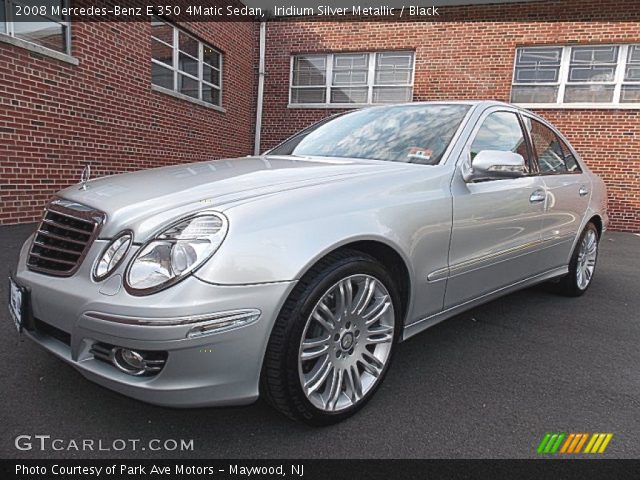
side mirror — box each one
[462,150,526,182]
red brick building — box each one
[0,1,256,224]
[1,0,639,231]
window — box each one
[622,45,640,103]
[290,51,414,106]
[522,117,581,174]
[511,44,640,106]
[151,17,222,107]
[526,119,567,174]
[511,47,562,103]
[1,0,70,54]
[470,112,531,172]
[565,46,618,103]
[268,104,470,165]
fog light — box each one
[112,348,146,375]
[120,349,144,369]
[90,342,167,376]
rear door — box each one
[521,115,590,270]
[445,108,548,308]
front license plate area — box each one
[8,276,25,333]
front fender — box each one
[193,200,416,286]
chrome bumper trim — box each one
[84,309,261,328]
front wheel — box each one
[554,222,600,297]
[261,250,400,425]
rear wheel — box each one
[261,250,400,425]
[554,222,599,297]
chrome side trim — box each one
[84,308,261,328]
[405,266,568,341]
[427,234,574,282]
[427,266,449,282]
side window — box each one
[525,119,573,174]
[470,111,531,173]
[558,139,582,173]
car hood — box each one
[57,155,405,239]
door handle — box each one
[529,190,546,203]
[579,186,589,197]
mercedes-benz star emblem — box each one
[79,165,91,190]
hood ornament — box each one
[79,164,91,190]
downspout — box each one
[253,19,266,156]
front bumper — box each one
[15,235,296,407]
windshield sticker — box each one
[407,147,433,162]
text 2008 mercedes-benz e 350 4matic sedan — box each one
[9,101,607,424]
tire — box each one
[261,249,401,425]
[553,222,600,297]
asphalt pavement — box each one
[1,223,639,459]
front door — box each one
[445,109,547,308]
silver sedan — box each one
[9,101,608,424]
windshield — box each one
[268,104,470,165]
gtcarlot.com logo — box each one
[537,432,613,455]
[14,435,194,452]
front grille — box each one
[27,199,105,277]
[90,342,113,363]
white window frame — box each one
[151,17,223,109]
[288,51,415,108]
[1,0,72,56]
[512,44,640,109]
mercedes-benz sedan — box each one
[9,101,607,424]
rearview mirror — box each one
[462,150,526,182]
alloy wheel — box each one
[297,274,395,412]
[576,229,598,290]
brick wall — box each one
[1,0,639,231]
[0,10,256,224]
[260,0,640,232]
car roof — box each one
[385,99,515,108]
[363,99,523,112]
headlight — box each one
[94,232,132,281]
[125,213,228,295]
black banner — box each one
[6,0,640,22]
[4,459,640,480]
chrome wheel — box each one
[576,229,598,290]
[298,274,395,412]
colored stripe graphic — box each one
[537,433,613,454]
[537,433,552,454]
[574,433,589,453]
[584,433,614,454]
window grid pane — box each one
[290,52,414,105]
[511,85,559,103]
[150,18,222,107]
[514,47,562,84]
[330,87,368,104]
[1,3,6,34]
[625,45,640,82]
[374,52,414,86]
[332,53,369,86]
[151,18,173,46]
[568,46,619,83]
[151,38,172,66]
[512,44,640,105]
[291,87,326,104]
[564,85,615,103]
[292,56,326,87]
[621,85,640,103]
[13,18,66,53]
